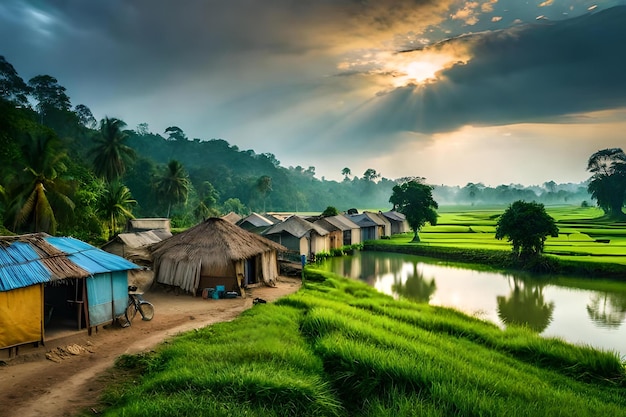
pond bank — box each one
[363,241,626,281]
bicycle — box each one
[124,285,154,326]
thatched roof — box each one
[150,218,287,268]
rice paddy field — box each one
[93,269,626,417]
[412,205,626,266]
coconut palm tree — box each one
[6,131,75,234]
[155,160,190,217]
[97,180,136,239]
[91,117,136,182]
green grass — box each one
[408,205,626,267]
[93,269,626,417]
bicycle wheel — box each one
[125,301,138,324]
[138,301,154,321]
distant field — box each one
[409,205,626,265]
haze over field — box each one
[2,0,625,185]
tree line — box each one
[0,55,623,245]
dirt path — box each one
[0,277,301,417]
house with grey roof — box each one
[382,210,410,235]
[237,212,277,234]
[127,218,171,233]
[262,215,330,260]
[346,211,391,240]
[314,215,361,247]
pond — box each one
[319,251,626,358]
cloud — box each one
[2,1,626,185]
[340,6,626,137]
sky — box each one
[1,0,626,186]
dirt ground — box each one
[0,276,301,417]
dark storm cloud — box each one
[351,6,626,137]
[0,0,455,134]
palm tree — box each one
[91,117,136,182]
[97,180,136,239]
[256,175,272,213]
[155,160,191,217]
[6,131,75,234]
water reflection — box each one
[496,276,555,332]
[393,262,437,303]
[319,251,626,356]
[586,292,626,329]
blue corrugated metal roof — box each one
[45,237,139,275]
[0,242,51,291]
[0,236,140,292]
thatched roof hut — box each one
[149,218,287,296]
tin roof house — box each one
[237,212,277,234]
[0,234,139,354]
[381,210,410,235]
[262,215,330,260]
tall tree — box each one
[586,148,626,219]
[164,126,187,141]
[74,104,97,129]
[28,74,71,115]
[389,179,438,242]
[341,167,351,181]
[363,168,380,182]
[155,160,191,217]
[91,117,136,182]
[5,131,75,234]
[256,175,272,212]
[0,55,30,106]
[495,200,559,257]
[97,180,136,239]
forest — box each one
[0,55,597,245]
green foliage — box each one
[330,247,344,257]
[154,160,191,217]
[389,179,438,242]
[91,117,136,182]
[322,206,339,217]
[0,55,30,106]
[586,148,626,219]
[495,201,559,258]
[97,180,136,239]
[5,130,75,235]
[222,197,248,216]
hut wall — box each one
[267,233,300,252]
[86,271,128,327]
[156,258,201,294]
[0,285,44,349]
[311,233,330,256]
[327,230,343,249]
[260,251,279,286]
[299,237,309,257]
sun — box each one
[394,60,442,86]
